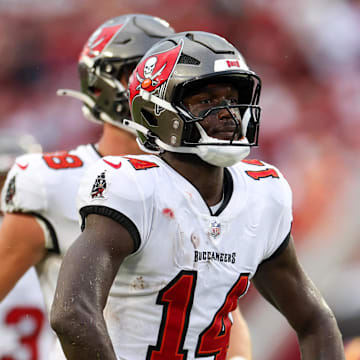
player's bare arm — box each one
[227,307,252,360]
[253,235,345,359]
[50,213,134,360]
[0,213,46,300]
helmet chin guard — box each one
[193,123,250,167]
[196,142,250,167]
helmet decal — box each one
[214,58,249,72]
[129,41,183,111]
[80,24,123,61]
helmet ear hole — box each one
[141,109,158,127]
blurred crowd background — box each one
[1,0,359,358]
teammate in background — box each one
[0,16,252,360]
[50,31,345,359]
[0,14,172,360]
[0,135,53,360]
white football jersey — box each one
[78,155,293,360]
[0,144,101,359]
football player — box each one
[0,135,52,360]
[51,31,345,359]
[0,16,251,360]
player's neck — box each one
[160,152,224,207]
[96,123,145,157]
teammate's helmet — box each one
[58,14,174,130]
[127,31,262,166]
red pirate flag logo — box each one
[129,41,183,104]
[5,176,16,205]
[80,24,123,60]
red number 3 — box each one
[147,271,249,360]
[2,307,44,360]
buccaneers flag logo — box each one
[129,41,183,106]
[91,171,107,199]
[5,176,16,205]
[80,24,123,60]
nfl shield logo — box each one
[210,221,221,238]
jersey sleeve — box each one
[77,156,155,253]
[261,167,293,262]
[0,153,56,249]
[238,159,293,264]
[1,154,48,214]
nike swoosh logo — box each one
[103,159,122,169]
[16,162,29,170]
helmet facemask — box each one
[81,59,138,122]
[175,76,261,166]
[176,75,261,146]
